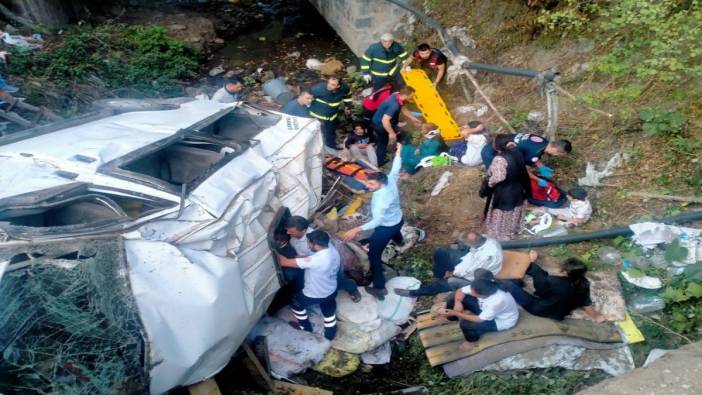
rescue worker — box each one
[277,230,340,340]
[309,75,353,149]
[403,43,448,86]
[360,33,409,90]
[371,86,422,166]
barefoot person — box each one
[439,269,519,351]
[341,143,404,300]
[500,251,605,322]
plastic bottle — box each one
[598,246,622,266]
[628,294,665,314]
[685,237,698,264]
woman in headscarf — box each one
[482,134,530,240]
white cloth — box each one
[547,199,592,223]
[460,286,519,331]
[211,87,240,103]
[296,247,340,299]
[460,134,487,166]
[290,228,314,257]
[453,237,503,280]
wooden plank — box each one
[416,313,448,330]
[0,109,33,128]
[418,323,464,348]
[272,380,333,395]
[188,378,221,395]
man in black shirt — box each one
[403,43,448,86]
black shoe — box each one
[365,286,388,300]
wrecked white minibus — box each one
[0,99,323,394]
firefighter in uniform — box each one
[309,75,353,149]
[360,33,408,91]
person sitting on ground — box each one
[281,89,313,118]
[448,121,489,167]
[212,76,245,103]
[276,230,340,340]
[438,269,519,351]
[345,121,378,167]
[499,252,605,322]
[399,122,443,176]
[395,232,502,297]
[544,187,592,227]
[402,43,448,86]
[285,216,362,302]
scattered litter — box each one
[306,58,323,70]
[578,152,627,187]
[208,65,226,77]
[620,270,662,289]
[616,313,645,344]
[0,31,42,50]
[332,319,402,354]
[388,386,429,395]
[320,57,344,75]
[527,111,545,124]
[453,104,488,117]
[252,316,331,378]
[628,294,665,314]
[378,277,421,325]
[430,171,453,196]
[598,246,622,265]
[312,348,360,377]
[361,342,392,365]
[286,51,301,58]
[643,348,671,367]
[629,222,700,250]
[480,344,635,377]
[445,26,477,49]
[346,65,357,74]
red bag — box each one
[362,86,392,111]
[530,178,562,203]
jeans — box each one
[373,124,403,166]
[320,119,338,148]
[410,247,471,296]
[291,291,337,340]
[446,292,498,342]
[367,219,404,289]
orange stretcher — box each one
[401,68,461,142]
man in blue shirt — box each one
[342,143,404,299]
[281,90,313,118]
[371,86,422,166]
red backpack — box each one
[530,178,563,204]
[362,85,392,111]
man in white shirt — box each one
[211,76,244,103]
[395,232,502,297]
[439,269,519,350]
[285,216,361,302]
[277,230,340,340]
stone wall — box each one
[308,0,411,57]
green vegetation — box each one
[7,23,200,102]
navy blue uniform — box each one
[281,98,311,118]
[361,42,408,90]
[371,93,405,165]
[309,82,352,148]
[481,133,549,167]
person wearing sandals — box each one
[499,251,605,322]
[285,216,362,303]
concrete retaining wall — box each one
[308,0,411,57]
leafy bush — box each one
[7,23,200,98]
[536,0,601,36]
[596,0,702,82]
[638,108,687,137]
